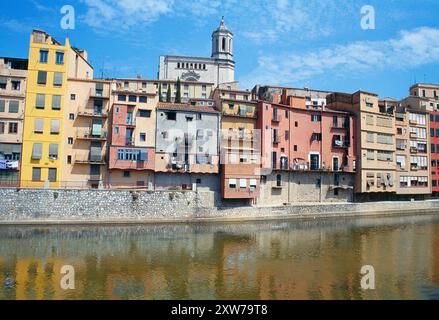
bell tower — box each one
[212,17,234,62]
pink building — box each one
[256,92,356,204]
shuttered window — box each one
[36,94,45,109]
[48,168,57,182]
[32,143,42,160]
[37,71,47,85]
[52,95,61,110]
[32,168,41,181]
[49,144,58,159]
[53,72,63,87]
[50,119,60,134]
[34,118,43,133]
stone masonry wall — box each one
[0,188,439,223]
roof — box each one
[157,102,220,114]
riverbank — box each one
[1,188,439,225]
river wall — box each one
[0,188,439,224]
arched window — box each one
[222,38,226,51]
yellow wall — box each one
[21,33,69,188]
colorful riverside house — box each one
[327,91,397,201]
[257,90,356,205]
[107,79,157,189]
[0,57,28,187]
[391,96,432,198]
[154,101,220,191]
[408,84,439,195]
[213,86,260,204]
[64,78,111,188]
[21,30,97,189]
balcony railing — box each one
[76,130,107,140]
[77,110,108,118]
[89,88,109,99]
[74,155,106,165]
[333,140,349,148]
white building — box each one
[158,18,235,87]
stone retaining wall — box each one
[0,188,439,223]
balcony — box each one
[333,140,349,148]
[76,130,107,141]
[272,115,282,123]
[126,119,136,127]
[77,110,108,118]
[89,88,109,99]
[74,155,106,165]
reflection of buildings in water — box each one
[433,224,439,285]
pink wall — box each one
[258,101,356,172]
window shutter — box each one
[139,150,148,161]
[50,119,60,134]
[95,83,104,90]
[37,71,47,84]
[36,94,45,108]
[52,95,61,110]
[49,144,58,158]
[239,179,247,188]
[8,100,19,113]
[34,118,43,133]
[53,72,62,86]
[32,143,42,159]
[90,142,102,161]
[92,120,102,136]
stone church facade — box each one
[158,18,235,87]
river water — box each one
[0,214,439,300]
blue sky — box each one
[1,0,439,99]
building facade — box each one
[158,18,234,86]
[155,102,220,191]
[0,57,28,186]
[257,91,356,205]
[213,87,260,202]
[409,84,439,195]
[327,91,396,199]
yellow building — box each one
[21,30,93,188]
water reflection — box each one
[1,214,439,300]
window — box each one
[123,171,131,178]
[37,71,47,85]
[8,100,19,113]
[124,82,129,89]
[8,122,17,134]
[142,82,147,89]
[433,180,438,187]
[366,132,375,143]
[432,144,436,153]
[67,155,72,164]
[250,179,257,191]
[52,95,61,110]
[196,113,202,120]
[50,119,60,134]
[139,96,147,103]
[118,95,126,101]
[0,122,4,134]
[129,95,137,102]
[55,51,64,64]
[397,155,406,170]
[310,154,320,170]
[436,115,439,122]
[115,107,120,114]
[140,133,146,142]
[285,130,290,141]
[49,144,58,159]
[436,129,439,138]
[34,118,43,133]
[36,94,45,109]
[53,72,63,87]
[377,151,393,161]
[366,115,374,125]
[0,77,6,90]
[276,174,282,187]
[311,114,321,122]
[32,168,41,181]
[48,168,57,182]
[367,150,375,160]
[39,50,48,63]
[239,179,247,189]
[228,178,237,189]
[139,110,151,118]
[165,112,176,120]
[68,137,73,145]
[71,94,76,100]
[69,113,74,120]
[114,126,119,134]
[0,100,4,112]
[294,145,297,151]
[432,128,436,137]
[11,80,20,91]
[32,143,42,160]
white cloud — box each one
[80,0,174,30]
[240,27,439,88]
